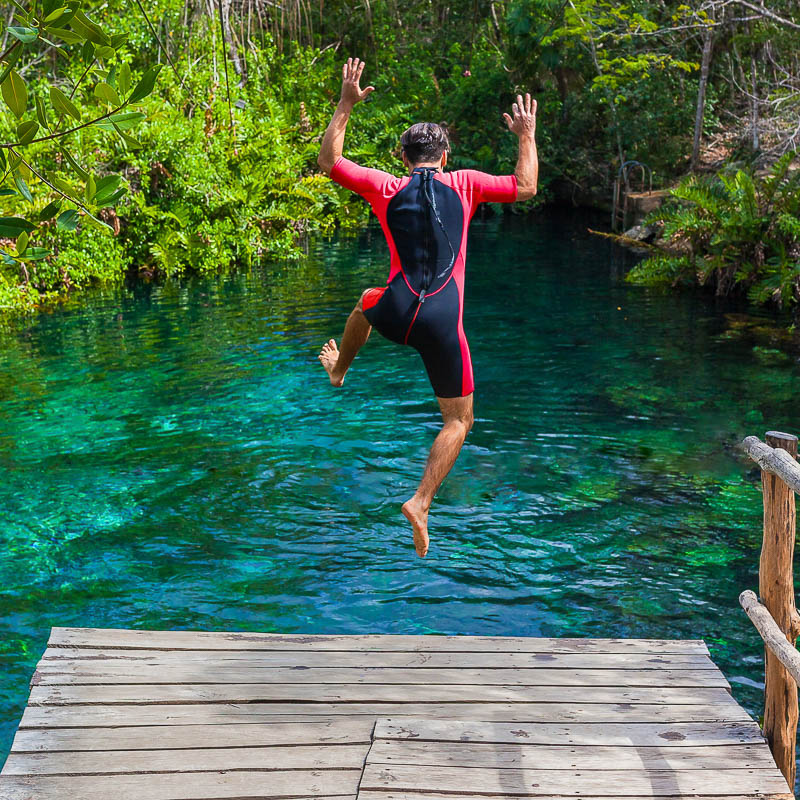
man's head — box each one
[400,122,450,170]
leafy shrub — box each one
[627,153,800,310]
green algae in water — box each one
[1,210,799,768]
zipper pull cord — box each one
[422,169,456,282]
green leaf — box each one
[20,246,51,261]
[95,186,126,207]
[110,33,128,48]
[0,149,5,171]
[70,10,109,45]
[93,175,124,206]
[13,155,29,178]
[0,216,35,237]
[16,119,38,145]
[47,26,83,44]
[0,188,16,196]
[113,125,141,149]
[106,64,117,88]
[44,7,69,24]
[95,45,115,60]
[51,176,76,196]
[56,208,79,230]
[94,175,122,194]
[81,40,95,60]
[0,46,21,87]
[7,26,39,43]
[94,111,145,131]
[93,81,120,106]
[35,96,48,129]
[39,200,61,220]
[129,65,162,103]
[16,230,28,254]
[118,62,131,95]
[61,148,89,180]
[14,174,32,202]
[50,86,81,121]
[7,151,22,173]
[2,70,28,118]
[85,173,96,203]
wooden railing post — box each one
[759,430,800,788]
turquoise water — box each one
[2,210,799,763]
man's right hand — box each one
[340,58,375,108]
[503,93,537,138]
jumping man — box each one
[317,58,538,558]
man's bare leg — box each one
[319,290,373,387]
[402,394,474,558]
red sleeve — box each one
[461,169,518,204]
[329,156,396,199]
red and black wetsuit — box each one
[331,157,517,398]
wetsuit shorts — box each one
[330,157,517,398]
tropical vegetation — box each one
[627,153,800,311]
[0,0,797,315]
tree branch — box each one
[0,104,127,148]
[8,147,112,231]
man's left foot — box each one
[402,498,430,558]
[318,339,344,387]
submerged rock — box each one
[623,223,660,243]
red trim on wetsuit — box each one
[362,286,385,312]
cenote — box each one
[2,209,799,764]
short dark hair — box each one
[400,122,450,164]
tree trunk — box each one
[750,49,759,151]
[220,0,245,79]
[690,27,714,171]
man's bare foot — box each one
[318,339,344,387]
[402,497,430,558]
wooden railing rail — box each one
[739,430,799,790]
[740,590,800,686]
[742,435,800,494]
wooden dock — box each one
[0,626,792,799]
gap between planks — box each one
[31,666,731,689]
[26,683,740,706]
[46,628,710,654]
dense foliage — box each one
[627,154,800,309]
[0,0,797,315]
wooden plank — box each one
[0,771,360,800]
[358,794,794,800]
[358,764,791,795]
[3,744,367,775]
[27,683,739,706]
[366,740,779,770]
[10,720,375,752]
[372,718,765,747]
[19,701,754,727]
[32,664,730,688]
[38,648,721,670]
[47,628,710,654]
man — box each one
[317,57,538,558]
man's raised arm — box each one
[317,58,375,175]
[503,93,538,201]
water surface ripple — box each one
[2,210,798,761]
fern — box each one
[628,158,800,309]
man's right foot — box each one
[318,339,344,387]
[402,498,430,558]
